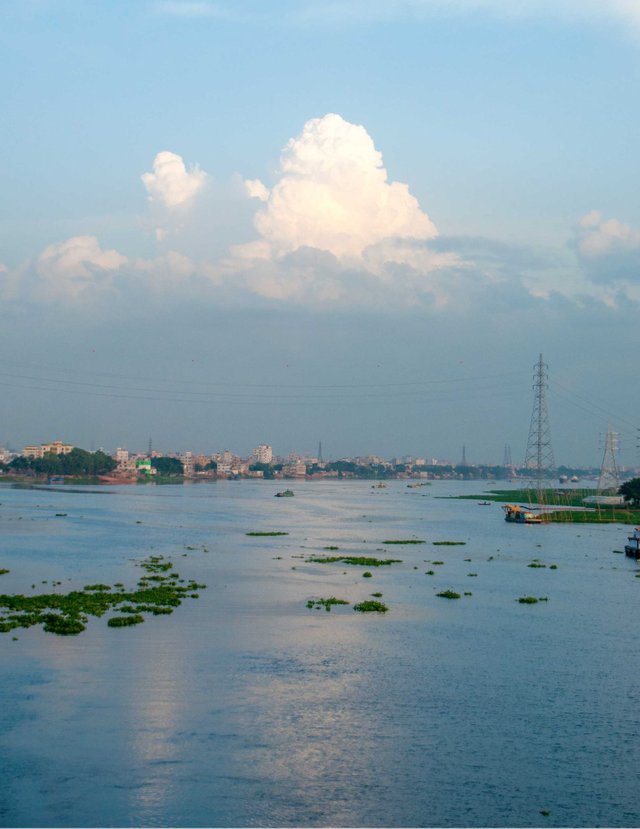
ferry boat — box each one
[624,527,640,558]
[502,504,543,524]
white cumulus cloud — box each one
[575,210,640,258]
[573,211,640,289]
[33,236,127,300]
[142,151,208,210]
[239,113,438,261]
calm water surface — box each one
[0,479,638,827]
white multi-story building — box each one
[115,448,129,464]
[252,444,273,465]
[180,452,194,476]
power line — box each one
[550,378,637,432]
[0,360,523,391]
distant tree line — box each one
[4,448,116,477]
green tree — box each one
[151,457,184,475]
[249,462,275,478]
[619,478,640,506]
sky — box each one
[1,0,639,466]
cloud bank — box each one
[2,113,638,312]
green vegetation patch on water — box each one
[108,614,144,627]
[436,590,461,599]
[518,596,549,604]
[432,541,466,546]
[306,555,401,567]
[353,600,388,613]
[246,531,289,537]
[0,569,9,576]
[382,539,425,545]
[0,555,205,636]
[306,597,350,612]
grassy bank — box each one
[457,488,640,524]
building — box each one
[115,448,129,464]
[282,459,307,478]
[22,440,74,459]
[135,458,155,476]
[252,444,273,465]
[180,452,194,477]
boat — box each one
[624,527,640,558]
[275,489,294,498]
[502,504,543,524]
[477,501,491,506]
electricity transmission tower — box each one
[523,354,555,488]
[503,444,512,468]
[597,425,620,494]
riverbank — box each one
[458,488,640,524]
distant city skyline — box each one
[2,427,634,473]
[1,2,639,467]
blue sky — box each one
[1,0,639,465]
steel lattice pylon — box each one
[523,354,555,486]
[597,425,620,494]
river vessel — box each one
[502,504,543,524]
[275,489,294,497]
[624,527,640,558]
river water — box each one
[0,479,638,828]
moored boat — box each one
[502,504,543,524]
[624,527,640,558]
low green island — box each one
[0,555,206,636]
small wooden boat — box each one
[275,489,294,498]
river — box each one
[0,479,638,827]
